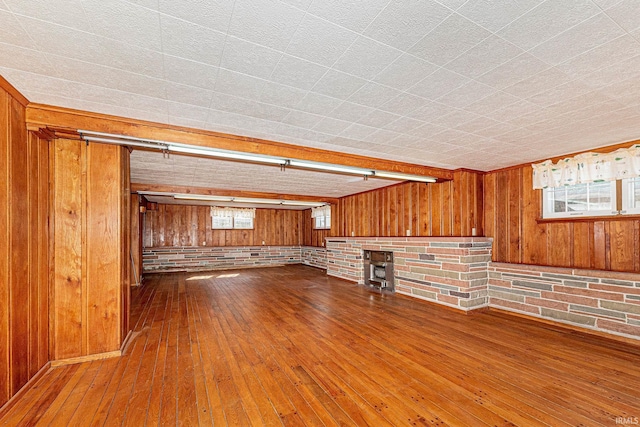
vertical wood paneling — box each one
[0,89,9,405]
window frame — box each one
[541,181,618,219]
[312,206,331,230]
[211,207,255,230]
[621,177,640,215]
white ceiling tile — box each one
[405,122,448,138]
[603,0,640,33]
[435,80,496,109]
[491,99,541,120]
[158,0,234,31]
[364,0,451,50]
[280,0,312,10]
[409,13,491,66]
[269,54,328,90]
[0,1,7,9]
[592,0,624,8]
[529,13,625,65]
[435,0,468,10]
[557,35,640,80]
[476,53,550,89]
[227,0,305,51]
[325,101,375,122]
[306,0,389,33]
[220,36,283,79]
[0,44,53,75]
[347,82,402,108]
[526,81,595,107]
[464,90,521,115]
[445,35,524,79]
[281,110,324,128]
[311,117,352,134]
[454,116,502,133]
[167,116,204,129]
[502,67,572,98]
[458,0,544,32]
[497,0,601,50]
[378,93,425,116]
[471,121,517,138]
[372,54,439,91]
[259,81,308,108]
[285,14,357,66]
[407,101,458,121]
[332,36,402,80]
[383,116,425,133]
[214,68,266,99]
[310,69,367,100]
[81,0,162,51]
[165,81,213,107]
[406,68,469,100]
[210,92,290,121]
[167,100,210,121]
[4,0,86,26]
[356,109,400,127]
[164,55,218,89]
[430,109,482,128]
[160,15,226,66]
[294,91,343,114]
[367,129,402,144]
[339,123,377,140]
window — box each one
[312,205,331,230]
[622,177,640,215]
[211,207,255,229]
[542,182,617,218]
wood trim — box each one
[0,362,50,420]
[50,350,121,367]
[26,103,454,180]
[131,183,341,204]
[0,76,28,107]
[536,214,640,224]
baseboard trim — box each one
[0,361,51,419]
[50,350,121,367]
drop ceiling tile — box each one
[0,1,7,10]
[259,81,308,108]
[307,0,389,33]
[347,82,402,109]
[294,91,343,114]
[476,53,550,90]
[367,129,402,144]
[383,116,425,133]
[166,116,205,129]
[164,55,218,90]
[378,93,425,116]
[464,90,521,115]
[219,36,284,80]
[409,13,491,66]
[406,68,470,100]
[430,109,482,128]
[502,67,572,98]
[405,122,448,138]
[310,69,367,100]
[81,0,162,51]
[372,53,439,91]
[445,36,524,79]
[407,101,458,121]
[454,116,502,133]
[269,55,328,90]
[339,123,377,140]
[4,0,86,26]
[325,101,375,122]
[529,13,625,65]
[311,117,352,134]
[436,0,469,10]
[333,36,402,80]
[280,0,312,10]
[160,15,226,66]
[435,80,496,109]
[281,110,324,128]
[604,0,640,33]
[471,121,516,138]
[214,68,266,99]
[167,100,210,121]
[526,80,594,107]
[0,44,53,75]
[165,81,213,107]
[578,51,640,89]
[158,0,234,31]
[357,109,400,128]
[491,99,541,120]
[125,0,158,9]
[497,0,601,50]
[364,0,451,50]
[457,0,544,32]
[285,14,357,66]
[227,0,305,51]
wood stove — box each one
[363,250,394,291]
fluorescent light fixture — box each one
[168,145,286,165]
[288,159,374,176]
[173,194,234,202]
[81,136,169,150]
[232,197,282,204]
[374,171,436,183]
[281,200,326,207]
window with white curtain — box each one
[542,182,617,218]
[311,205,331,230]
[211,207,255,229]
[622,177,640,215]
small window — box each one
[312,205,331,230]
[542,182,617,218]
[211,207,255,229]
[622,177,640,215]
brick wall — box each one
[488,262,640,340]
[326,237,493,311]
[143,246,302,272]
[301,246,327,270]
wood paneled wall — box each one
[302,170,484,245]
[143,205,302,248]
[0,81,49,407]
[50,139,130,360]
[484,165,640,272]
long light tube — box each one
[374,171,436,183]
[288,159,373,176]
[168,145,287,165]
[174,195,234,202]
[81,136,169,150]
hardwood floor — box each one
[2,264,640,426]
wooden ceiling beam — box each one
[26,103,454,181]
[131,183,341,204]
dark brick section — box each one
[419,254,435,260]
[512,280,553,291]
[450,291,470,298]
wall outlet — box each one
[472,228,477,236]
[262,240,265,245]
[406,229,411,236]
[202,241,206,245]
[351,231,354,237]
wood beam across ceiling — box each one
[26,103,453,181]
[131,183,340,205]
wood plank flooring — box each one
[2,264,640,426]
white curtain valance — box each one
[532,145,640,189]
[311,205,331,218]
[210,207,255,218]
